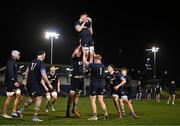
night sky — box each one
[1,1,180,85]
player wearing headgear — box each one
[1,50,21,119]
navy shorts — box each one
[4,81,16,92]
[81,37,94,47]
[27,81,44,98]
[89,85,104,96]
[70,77,83,92]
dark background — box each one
[1,0,180,86]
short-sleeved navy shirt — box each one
[89,63,105,88]
[74,21,94,47]
[107,71,126,94]
[27,59,46,83]
[47,72,60,90]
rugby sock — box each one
[66,95,73,115]
[92,112,97,117]
[130,109,136,116]
[46,100,51,109]
[2,108,7,114]
[33,101,41,116]
[21,98,33,112]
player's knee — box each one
[46,94,51,101]
[51,92,57,98]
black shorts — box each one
[70,77,83,92]
[89,85,104,96]
[115,90,127,98]
[5,85,14,92]
[27,81,44,98]
[169,90,175,95]
[4,82,15,92]
[81,37,94,47]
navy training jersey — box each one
[107,71,126,93]
[89,63,106,88]
[71,56,83,76]
[74,21,92,40]
[27,59,46,83]
[4,57,18,87]
[47,72,60,89]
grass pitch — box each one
[0,96,179,125]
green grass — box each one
[0,96,180,125]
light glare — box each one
[45,32,59,39]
